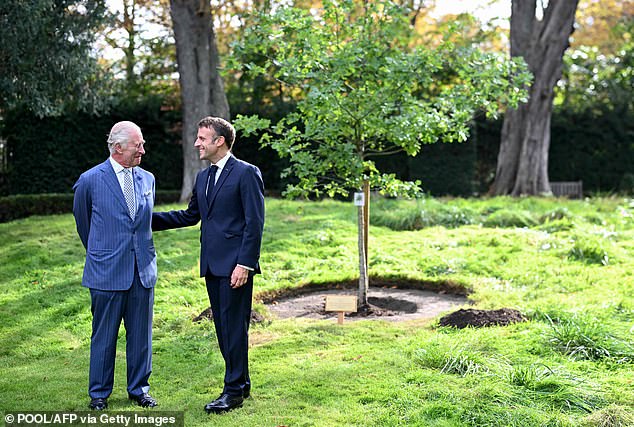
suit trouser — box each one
[205,274,253,397]
[88,265,154,399]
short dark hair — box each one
[198,116,236,150]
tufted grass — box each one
[0,196,633,426]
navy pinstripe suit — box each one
[73,158,157,399]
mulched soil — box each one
[438,308,526,328]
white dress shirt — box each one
[109,156,135,202]
[206,151,232,195]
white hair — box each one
[107,121,142,154]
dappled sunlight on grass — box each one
[1,196,633,426]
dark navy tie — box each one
[206,165,218,205]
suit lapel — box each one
[99,159,129,216]
[207,156,236,214]
[197,168,210,218]
[133,169,143,221]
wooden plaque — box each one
[325,295,358,313]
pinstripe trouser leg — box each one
[88,265,153,398]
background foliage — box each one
[2,104,632,198]
[0,0,632,199]
[0,0,111,116]
[232,0,531,198]
[2,96,182,195]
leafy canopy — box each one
[558,17,634,114]
[0,0,110,116]
[232,0,531,198]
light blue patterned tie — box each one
[123,168,136,219]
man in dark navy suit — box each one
[73,121,158,410]
[153,116,265,414]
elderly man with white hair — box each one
[73,121,158,410]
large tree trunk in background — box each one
[492,0,579,196]
[170,0,230,202]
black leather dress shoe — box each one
[128,393,158,408]
[204,393,243,414]
[243,388,251,399]
[89,398,108,411]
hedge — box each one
[0,191,180,223]
[2,100,632,199]
[2,96,183,195]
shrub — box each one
[414,345,487,376]
[618,173,634,195]
[371,205,423,231]
[0,193,73,222]
[3,98,183,195]
[506,364,551,389]
[546,314,634,363]
[539,207,573,223]
[568,239,610,265]
[581,404,634,427]
[0,191,180,223]
[535,218,575,233]
[371,198,478,230]
[505,364,597,412]
[419,205,478,228]
[483,210,538,228]
[154,191,182,206]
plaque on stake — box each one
[325,295,357,324]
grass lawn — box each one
[0,196,633,426]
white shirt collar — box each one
[211,152,232,171]
[109,156,133,174]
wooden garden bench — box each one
[550,181,583,198]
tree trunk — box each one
[492,0,579,196]
[357,200,369,308]
[363,179,369,270]
[123,0,136,87]
[170,0,230,202]
[357,180,370,308]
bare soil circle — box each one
[265,286,468,322]
[195,279,525,327]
